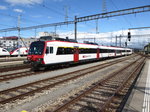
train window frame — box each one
[46,47,53,54]
[57,47,74,55]
[50,47,53,54]
[46,47,49,54]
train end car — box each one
[10,47,29,56]
[0,47,10,57]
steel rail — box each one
[0,55,135,82]
[99,58,145,111]
[0,64,30,73]
[0,70,34,82]
[47,57,145,112]
[0,55,136,104]
[0,58,26,63]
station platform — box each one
[123,58,150,112]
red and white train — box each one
[25,37,132,70]
[10,47,29,56]
[0,47,10,57]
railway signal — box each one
[128,32,131,41]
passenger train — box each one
[0,47,29,57]
[0,47,10,57]
[10,47,29,56]
[25,36,132,70]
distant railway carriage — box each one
[25,37,132,70]
[10,47,29,56]
[144,43,150,54]
[0,47,10,57]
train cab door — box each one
[97,48,100,59]
[74,47,79,62]
[45,46,54,63]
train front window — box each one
[28,41,45,55]
[2,49,7,52]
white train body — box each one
[10,47,29,56]
[0,47,10,56]
[27,40,132,68]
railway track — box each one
[0,58,26,63]
[138,53,150,59]
[45,57,145,112]
[0,55,139,104]
[0,55,136,82]
[0,64,30,73]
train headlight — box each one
[38,58,43,61]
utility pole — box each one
[110,33,113,46]
[116,36,117,46]
[96,19,99,34]
[102,0,107,12]
[74,16,77,41]
[34,28,36,38]
[64,6,69,22]
[120,35,121,47]
[54,25,57,36]
[18,15,21,57]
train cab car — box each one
[27,41,45,67]
[0,47,10,57]
[10,47,29,56]
[126,48,133,55]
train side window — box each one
[46,47,49,54]
[50,47,53,53]
[46,47,53,54]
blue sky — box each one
[0,0,150,40]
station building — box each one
[0,36,36,51]
[0,32,59,51]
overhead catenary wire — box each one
[109,0,133,27]
[0,5,149,32]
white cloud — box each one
[58,29,150,48]
[5,0,43,6]
[0,5,7,10]
[13,8,23,13]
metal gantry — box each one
[76,5,150,22]
[0,5,150,40]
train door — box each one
[97,48,100,59]
[45,46,54,64]
[74,47,79,62]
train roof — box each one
[41,40,132,50]
[39,36,78,43]
[38,36,132,50]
